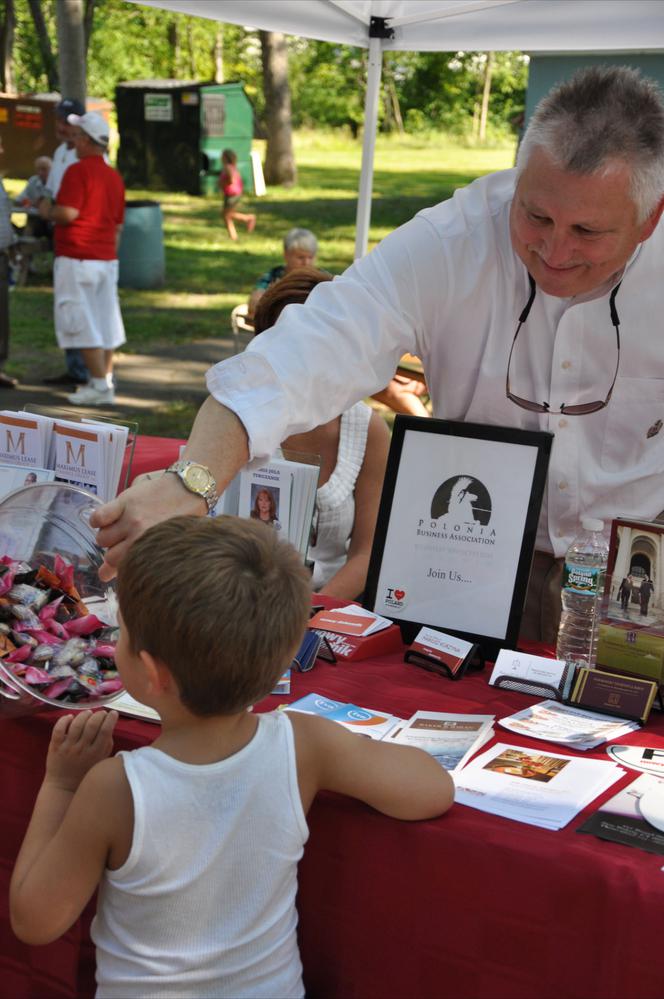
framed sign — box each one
[364,418,552,661]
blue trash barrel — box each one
[118,200,165,289]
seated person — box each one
[253,267,391,600]
[371,365,430,417]
[242,228,429,417]
[14,156,53,240]
[247,227,318,320]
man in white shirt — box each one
[41,98,89,388]
[93,66,664,641]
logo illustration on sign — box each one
[431,475,491,525]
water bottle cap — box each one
[581,517,604,532]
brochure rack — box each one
[25,404,138,494]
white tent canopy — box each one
[138,0,664,254]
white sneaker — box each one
[67,384,115,407]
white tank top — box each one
[92,711,308,998]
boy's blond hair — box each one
[117,515,311,715]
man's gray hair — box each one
[517,65,664,222]
[283,227,317,254]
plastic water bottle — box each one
[556,517,609,668]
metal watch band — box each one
[166,460,218,513]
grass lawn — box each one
[5,130,515,437]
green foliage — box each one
[10,2,526,142]
[10,0,263,101]
[397,50,528,138]
[289,42,367,133]
[12,0,55,94]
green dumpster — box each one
[118,200,165,289]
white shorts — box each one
[54,257,126,351]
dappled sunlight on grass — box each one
[6,130,515,430]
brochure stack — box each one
[214,448,320,560]
[0,409,134,502]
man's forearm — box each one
[182,396,250,493]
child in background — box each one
[219,148,256,240]
[10,516,454,999]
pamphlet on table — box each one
[286,694,495,769]
[453,741,623,829]
[308,605,392,637]
[606,744,664,776]
[387,711,494,772]
[286,692,402,740]
[488,648,576,701]
[577,773,664,856]
[498,700,639,751]
[112,691,160,723]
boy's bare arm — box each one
[10,711,130,945]
[289,711,454,820]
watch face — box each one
[185,465,212,493]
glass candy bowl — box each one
[0,482,122,711]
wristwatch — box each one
[166,460,218,513]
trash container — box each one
[118,200,165,289]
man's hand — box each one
[45,710,118,793]
[90,472,207,581]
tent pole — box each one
[354,35,382,259]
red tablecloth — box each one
[3,436,664,999]
[123,433,186,486]
[3,651,664,999]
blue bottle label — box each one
[563,562,601,595]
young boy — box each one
[219,148,256,240]
[10,516,453,998]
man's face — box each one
[71,127,93,158]
[510,147,663,297]
[55,116,73,145]
[284,246,316,271]
[36,161,49,183]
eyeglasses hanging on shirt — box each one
[506,273,622,415]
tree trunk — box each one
[478,51,494,144]
[214,28,224,84]
[167,20,179,78]
[260,30,296,187]
[56,0,86,106]
[83,0,96,56]
[28,0,59,91]
[386,79,404,134]
[0,0,16,95]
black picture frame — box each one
[363,417,552,662]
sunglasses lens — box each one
[560,402,605,415]
[506,392,547,413]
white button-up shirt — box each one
[45,143,78,200]
[207,168,664,558]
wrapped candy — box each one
[0,553,120,707]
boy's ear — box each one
[138,650,175,695]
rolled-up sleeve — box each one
[206,212,445,459]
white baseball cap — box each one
[67,111,109,148]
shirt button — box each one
[558,418,568,428]
[558,480,568,490]
[561,360,572,370]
